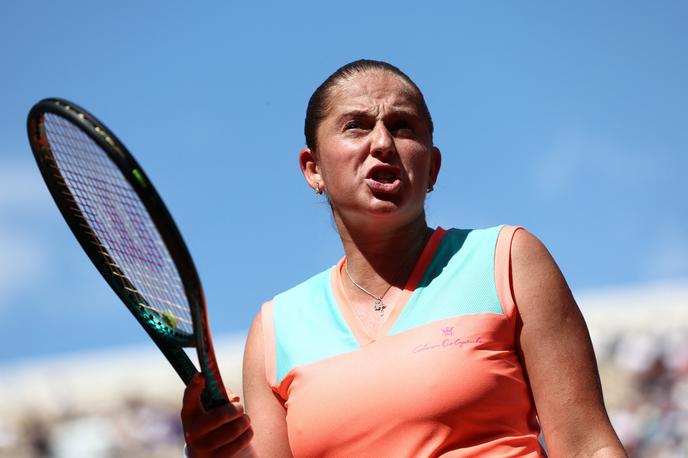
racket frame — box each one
[27,98,228,409]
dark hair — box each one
[304,59,434,151]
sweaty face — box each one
[314,71,440,226]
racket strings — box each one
[46,117,192,327]
[42,113,194,333]
[48,122,190,321]
[57,189,167,268]
[82,223,193,321]
[77,210,194,324]
[66,202,194,321]
[47,128,188,317]
[43,125,135,186]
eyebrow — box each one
[334,107,422,124]
[334,109,373,122]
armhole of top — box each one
[260,300,277,389]
[495,225,524,322]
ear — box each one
[299,147,323,192]
[428,146,442,187]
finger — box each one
[211,426,254,458]
[184,403,246,443]
[181,373,206,421]
[191,414,251,452]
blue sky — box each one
[1,1,686,362]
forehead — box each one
[326,71,421,116]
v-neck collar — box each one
[329,227,447,346]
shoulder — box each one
[511,228,555,267]
[441,225,503,237]
[431,225,518,280]
[435,225,506,253]
[444,224,554,276]
[439,225,518,263]
[440,225,556,320]
[440,224,513,241]
[510,228,566,296]
[508,227,577,326]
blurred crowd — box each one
[1,327,686,457]
[597,328,688,457]
[0,397,184,458]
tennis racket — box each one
[27,98,229,410]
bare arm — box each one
[242,312,293,457]
[511,229,626,457]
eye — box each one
[391,120,414,135]
[344,120,362,130]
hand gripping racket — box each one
[27,98,229,410]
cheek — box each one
[318,146,365,185]
[404,151,432,181]
[319,157,355,191]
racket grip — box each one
[198,352,229,410]
[200,387,229,410]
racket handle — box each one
[163,344,229,410]
[149,338,199,385]
[200,387,229,410]
[198,348,230,410]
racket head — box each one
[27,98,227,408]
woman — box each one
[182,60,626,457]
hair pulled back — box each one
[304,59,434,152]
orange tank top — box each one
[260,226,546,457]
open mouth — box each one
[366,165,402,193]
[371,168,398,184]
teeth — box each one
[373,170,395,183]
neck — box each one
[335,212,432,291]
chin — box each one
[367,199,426,224]
[368,193,403,212]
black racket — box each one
[27,98,229,410]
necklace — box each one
[344,263,392,316]
[343,228,434,317]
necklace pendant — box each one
[374,299,386,316]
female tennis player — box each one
[181,60,626,457]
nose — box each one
[370,122,396,159]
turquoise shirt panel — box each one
[389,226,504,335]
[272,226,505,384]
[273,269,359,384]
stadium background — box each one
[1,2,686,457]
